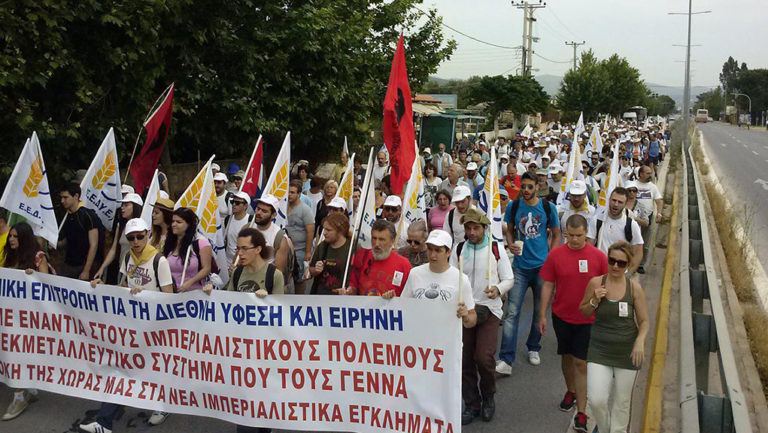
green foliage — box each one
[464,75,549,125]
[421,76,481,109]
[645,93,677,117]
[718,57,768,113]
[693,87,726,119]
[556,50,646,121]
[0,0,455,187]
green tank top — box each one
[587,276,640,370]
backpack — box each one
[446,208,456,237]
[456,241,501,261]
[508,198,556,242]
[123,253,177,292]
[232,263,277,294]
[274,229,300,282]
[595,209,633,243]
[224,214,254,232]
[191,239,221,274]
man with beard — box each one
[214,172,233,218]
[594,188,643,274]
[253,194,295,293]
[381,195,407,249]
[343,219,410,298]
[558,180,597,244]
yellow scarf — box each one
[128,244,158,275]
[571,200,590,213]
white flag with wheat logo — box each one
[80,128,122,229]
[262,132,291,228]
[0,132,59,246]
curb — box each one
[640,171,679,433]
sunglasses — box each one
[608,257,629,268]
[520,184,536,190]
[383,206,399,212]
[126,234,146,242]
[232,200,248,206]
[407,240,422,245]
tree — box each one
[421,76,481,109]
[732,69,768,114]
[0,0,456,188]
[555,50,610,121]
[465,75,549,127]
[719,56,746,96]
[693,87,725,119]
[645,94,677,117]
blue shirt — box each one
[504,198,559,269]
[648,140,660,157]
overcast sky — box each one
[427,0,767,88]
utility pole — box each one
[669,1,710,148]
[565,41,585,71]
[513,1,546,76]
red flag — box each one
[129,84,174,193]
[382,34,415,195]
[240,135,263,197]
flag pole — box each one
[340,147,375,290]
[124,83,174,184]
[179,244,193,289]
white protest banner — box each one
[0,268,461,433]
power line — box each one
[533,52,571,64]
[414,6,521,50]
[547,7,580,40]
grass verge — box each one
[691,131,768,399]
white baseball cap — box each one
[329,197,347,209]
[256,194,279,210]
[213,172,228,183]
[499,153,509,160]
[569,180,587,195]
[452,185,471,202]
[124,218,149,235]
[425,230,452,249]
[624,180,639,191]
[383,195,402,208]
[211,163,221,172]
[549,164,562,174]
[466,162,478,171]
[121,185,135,195]
[233,191,251,203]
[119,193,144,206]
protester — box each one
[214,172,232,218]
[1,222,47,421]
[308,213,352,295]
[439,163,469,193]
[58,183,103,280]
[224,191,256,265]
[500,162,521,200]
[314,179,338,237]
[343,219,410,297]
[297,163,312,193]
[497,171,560,374]
[286,181,314,293]
[423,163,442,208]
[449,209,514,425]
[594,188,643,274]
[150,198,174,250]
[397,220,428,267]
[372,151,389,188]
[434,142,453,178]
[634,165,662,273]
[558,180,597,244]
[427,190,453,231]
[163,207,212,291]
[401,229,476,326]
[213,228,285,295]
[330,151,349,184]
[94,192,143,284]
[624,180,651,229]
[253,194,294,293]
[579,240,649,433]
[443,185,473,248]
[537,215,608,432]
[0,209,9,266]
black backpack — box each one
[231,263,277,293]
[595,209,633,243]
[507,198,556,242]
[122,253,177,292]
[190,239,220,274]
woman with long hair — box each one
[1,222,46,420]
[150,198,174,251]
[308,213,351,295]
[427,190,453,231]
[94,193,143,284]
[313,179,338,237]
[163,207,212,292]
[579,240,649,433]
[423,163,442,208]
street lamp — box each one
[732,92,751,114]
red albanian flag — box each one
[130,84,174,193]
[382,34,415,195]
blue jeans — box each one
[96,402,123,430]
[498,265,543,364]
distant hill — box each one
[429,74,716,109]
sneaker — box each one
[573,411,588,433]
[495,360,512,375]
[147,411,169,426]
[2,391,35,421]
[528,351,541,366]
[559,391,576,412]
[78,421,112,433]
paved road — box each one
[697,122,768,278]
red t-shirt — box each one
[539,243,607,324]
[500,174,521,199]
[349,248,411,296]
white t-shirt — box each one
[307,191,323,219]
[257,223,281,264]
[442,207,471,249]
[121,253,173,291]
[635,180,661,216]
[217,192,231,218]
[373,164,389,186]
[401,264,475,309]
[559,204,597,241]
[594,208,643,253]
[225,213,254,263]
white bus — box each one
[695,109,708,123]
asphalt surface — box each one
[697,121,768,279]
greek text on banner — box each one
[0,268,461,433]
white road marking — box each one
[753,151,760,155]
[744,143,749,148]
[720,143,728,147]
[756,179,768,191]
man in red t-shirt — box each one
[537,214,607,433]
[343,219,411,298]
[500,162,521,200]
